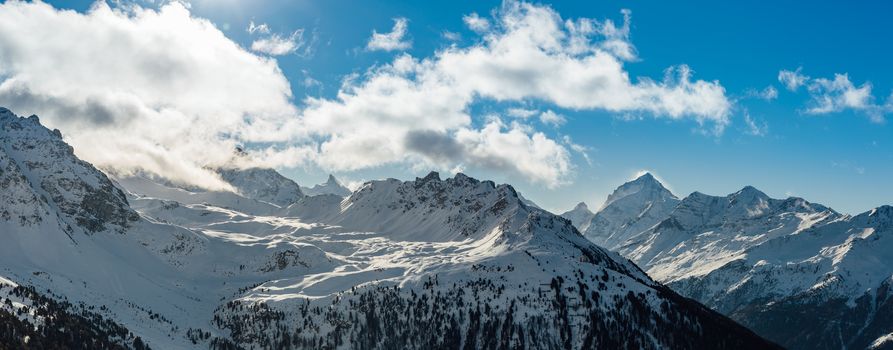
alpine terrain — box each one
[0,107,780,349]
[564,172,893,350]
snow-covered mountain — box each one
[560,202,595,232]
[564,173,679,250]
[299,173,351,197]
[567,174,893,350]
[218,167,305,206]
[211,172,778,349]
[0,108,779,349]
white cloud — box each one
[463,12,491,33]
[778,67,809,91]
[506,107,538,119]
[247,21,312,57]
[0,1,298,190]
[0,1,734,190]
[805,73,874,114]
[442,31,461,41]
[781,68,888,122]
[743,112,768,137]
[366,17,411,51]
[251,30,306,56]
[539,110,566,127]
[247,20,269,34]
[297,2,731,186]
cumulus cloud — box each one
[366,17,411,51]
[297,2,731,185]
[0,1,734,189]
[463,12,491,33]
[436,3,731,129]
[780,68,889,122]
[0,1,298,190]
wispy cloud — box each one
[744,86,778,101]
[367,18,411,51]
[462,12,491,33]
[247,21,313,57]
[779,67,890,122]
[743,112,768,137]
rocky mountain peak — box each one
[0,107,137,234]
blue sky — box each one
[14,0,893,214]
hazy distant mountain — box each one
[299,174,351,197]
[560,202,595,232]
[218,167,305,206]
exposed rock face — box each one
[0,108,137,234]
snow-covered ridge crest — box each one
[333,171,554,242]
[0,108,137,235]
[577,172,680,249]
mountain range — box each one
[0,107,778,349]
[562,172,893,350]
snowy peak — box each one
[670,186,833,231]
[300,173,352,197]
[334,171,564,242]
[0,107,137,234]
[582,173,680,249]
[603,172,677,209]
[560,201,595,232]
[217,167,304,207]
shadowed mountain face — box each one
[565,173,893,350]
[0,108,780,349]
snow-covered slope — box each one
[575,173,680,250]
[560,202,595,232]
[113,173,282,216]
[211,172,778,349]
[572,173,893,350]
[668,205,893,350]
[218,167,305,206]
[0,108,780,349]
[300,174,351,197]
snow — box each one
[0,108,790,348]
[300,174,351,197]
